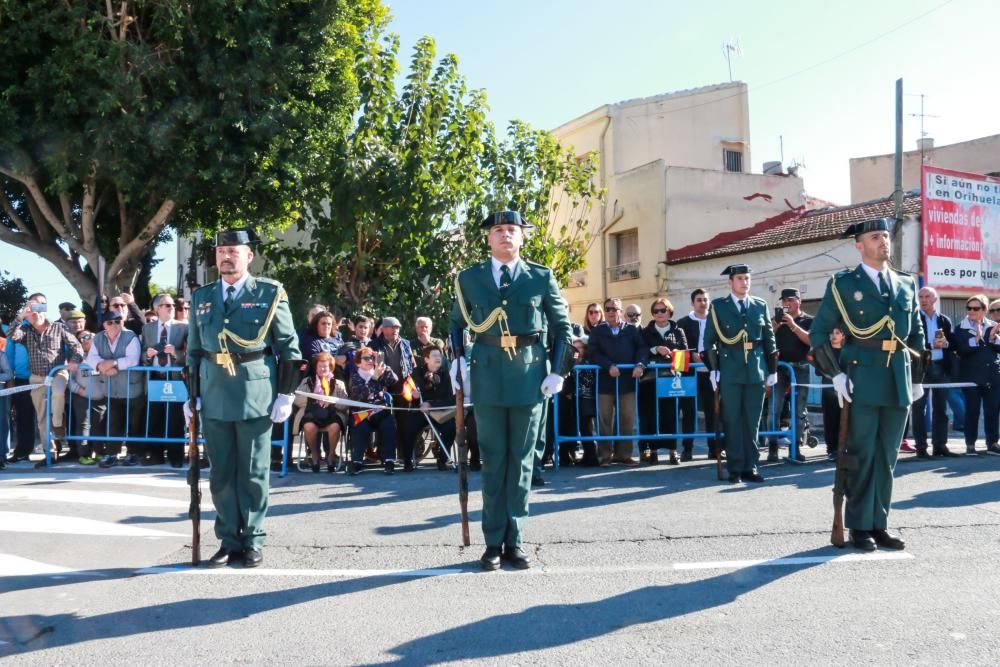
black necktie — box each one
[499,265,512,293]
[225,285,236,308]
[739,299,747,315]
[157,325,168,364]
[878,272,889,296]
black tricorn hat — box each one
[214,228,261,247]
[841,217,893,239]
[780,288,800,300]
[480,210,534,229]
[720,263,752,277]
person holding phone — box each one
[347,345,399,475]
[913,287,959,458]
[766,288,813,462]
[7,293,83,466]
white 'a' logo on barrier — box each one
[163,382,174,395]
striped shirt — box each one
[7,321,84,376]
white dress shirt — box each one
[730,294,750,312]
[859,263,891,293]
[490,257,519,290]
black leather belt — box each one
[720,340,763,350]
[852,338,899,352]
[213,349,270,365]
[476,333,541,348]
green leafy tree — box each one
[0,270,28,324]
[265,34,488,326]
[0,0,385,304]
[471,120,603,287]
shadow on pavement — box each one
[374,548,830,665]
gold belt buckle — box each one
[216,350,236,376]
[881,340,897,353]
[500,335,517,360]
[743,342,754,351]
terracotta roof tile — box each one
[667,193,921,264]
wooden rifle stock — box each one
[831,401,851,548]
[454,382,471,547]
[187,412,202,565]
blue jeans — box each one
[947,388,966,427]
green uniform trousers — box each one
[720,382,764,475]
[845,404,907,530]
[202,415,273,551]
[475,402,543,548]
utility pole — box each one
[893,78,904,221]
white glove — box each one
[766,373,778,387]
[709,370,720,392]
[270,393,294,423]
[183,397,202,421]
[832,373,854,408]
[449,357,468,392]
[911,383,924,403]
[540,373,564,396]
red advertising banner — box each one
[922,165,1000,292]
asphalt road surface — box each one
[2,442,999,666]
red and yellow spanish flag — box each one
[401,375,417,402]
[671,349,690,373]
[353,410,371,426]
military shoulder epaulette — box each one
[750,295,768,306]
[255,277,282,288]
[834,267,854,279]
[524,260,548,270]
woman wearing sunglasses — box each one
[952,294,1000,456]
[347,346,399,474]
[582,302,604,336]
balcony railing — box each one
[608,261,639,282]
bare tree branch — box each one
[105,198,175,289]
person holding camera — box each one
[766,288,813,462]
[7,293,83,466]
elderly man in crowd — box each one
[372,316,419,469]
[7,292,83,467]
[411,316,446,353]
[90,309,145,468]
[141,293,189,467]
[64,310,88,339]
[913,286,959,459]
[588,297,648,465]
[624,304,643,328]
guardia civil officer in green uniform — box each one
[703,264,778,483]
[450,211,574,571]
[184,229,302,568]
[809,218,925,551]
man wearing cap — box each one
[64,310,88,339]
[185,229,302,568]
[810,218,924,551]
[450,211,574,571]
[372,316,418,469]
[703,264,778,483]
[56,302,77,329]
[766,288,813,462]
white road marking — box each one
[1,473,194,489]
[0,554,106,577]
[672,551,915,570]
[0,487,207,509]
[135,552,914,578]
[0,511,185,538]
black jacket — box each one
[641,320,689,375]
[587,321,648,394]
[918,311,957,378]
[952,321,1000,386]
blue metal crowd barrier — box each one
[42,364,292,476]
[552,360,804,470]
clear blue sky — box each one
[3,0,995,313]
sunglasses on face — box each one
[967,305,984,311]
[587,310,600,315]
[105,321,122,326]
[604,306,620,312]
[651,308,669,315]
[110,303,126,308]
[991,308,1000,313]
[626,313,640,319]
[360,355,375,361]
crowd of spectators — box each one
[3,281,999,476]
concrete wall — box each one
[850,134,1000,204]
[663,167,805,250]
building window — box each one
[723,148,743,173]
[608,229,639,282]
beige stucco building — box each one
[551,82,807,321]
[850,134,1000,204]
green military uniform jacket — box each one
[187,275,301,421]
[450,259,572,406]
[809,265,924,406]
[703,295,777,382]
